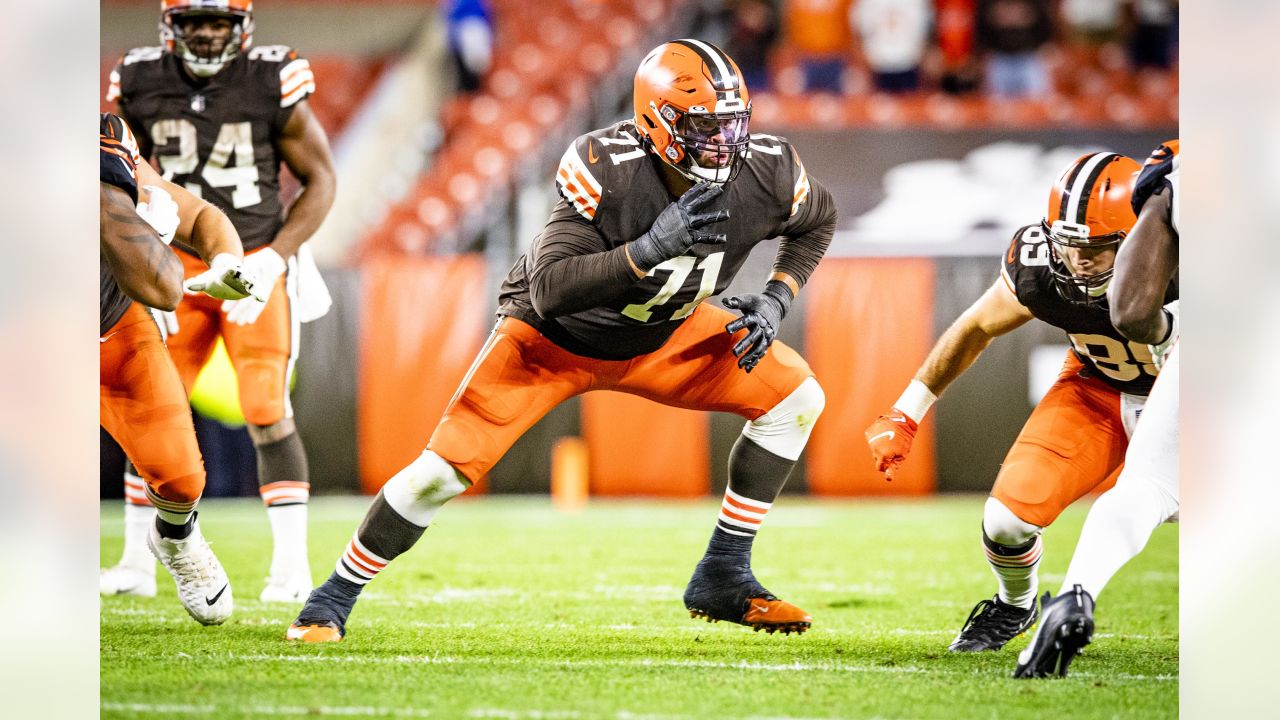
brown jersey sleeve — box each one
[527,198,641,319]
[771,173,836,289]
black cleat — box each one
[1013,585,1095,678]
[683,554,811,634]
[948,595,1039,652]
[286,581,359,643]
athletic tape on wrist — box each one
[894,380,937,425]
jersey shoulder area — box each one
[240,45,317,109]
[555,121,649,222]
[743,132,811,219]
[1000,223,1052,302]
[1131,139,1178,215]
[107,46,166,102]
[99,113,143,201]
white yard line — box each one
[103,702,858,720]
[171,652,1175,681]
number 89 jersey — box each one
[107,44,316,254]
[1001,224,1177,396]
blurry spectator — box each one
[1129,0,1178,70]
[1061,0,1125,72]
[785,0,855,92]
[446,0,493,93]
[725,0,781,91]
[935,0,980,94]
[975,0,1053,98]
[849,0,935,94]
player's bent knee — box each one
[151,472,205,506]
[381,449,470,525]
[742,376,824,461]
[982,496,1042,546]
[247,417,296,445]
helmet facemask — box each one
[661,107,751,185]
[162,9,252,77]
[1042,219,1125,307]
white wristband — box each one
[209,252,238,271]
[894,380,937,425]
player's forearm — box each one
[1110,192,1177,344]
[272,170,336,259]
[187,204,244,263]
[101,184,184,309]
[529,245,638,319]
[772,180,836,287]
[913,318,996,400]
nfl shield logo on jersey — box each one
[190,94,206,112]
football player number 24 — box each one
[622,252,725,322]
[150,119,261,209]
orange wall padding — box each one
[805,258,936,496]
[357,254,490,494]
[581,392,710,497]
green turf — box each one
[100,496,1177,719]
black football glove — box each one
[723,280,794,373]
[628,182,730,271]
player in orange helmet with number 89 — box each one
[866,150,1175,657]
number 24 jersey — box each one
[108,44,316,254]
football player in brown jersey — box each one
[288,39,836,643]
[101,112,259,624]
[1015,140,1180,678]
[865,151,1177,654]
[103,0,336,603]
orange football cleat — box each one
[689,595,813,635]
[285,622,343,643]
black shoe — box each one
[683,554,812,634]
[948,595,1039,652]
[286,581,359,643]
[1013,585,1095,678]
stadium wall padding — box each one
[805,258,937,496]
[294,266,362,494]
[356,255,490,494]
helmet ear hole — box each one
[643,115,656,129]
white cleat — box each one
[99,562,157,597]
[147,521,233,625]
[259,573,313,604]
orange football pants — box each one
[167,246,298,426]
[100,302,205,504]
[992,351,1127,528]
[429,303,815,484]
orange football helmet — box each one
[633,39,751,185]
[160,0,254,77]
[1042,151,1140,305]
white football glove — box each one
[149,308,180,339]
[135,185,180,245]
[184,252,259,301]
[1149,299,1179,371]
[220,247,286,326]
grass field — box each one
[100,495,1178,719]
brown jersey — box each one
[108,44,316,254]
[100,113,146,336]
[498,121,836,360]
[1001,224,1178,395]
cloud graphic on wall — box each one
[851,142,1105,244]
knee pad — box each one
[983,496,1042,546]
[381,450,470,525]
[237,357,288,426]
[742,376,825,461]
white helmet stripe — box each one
[1064,152,1115,225]
[678,38,738,90]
